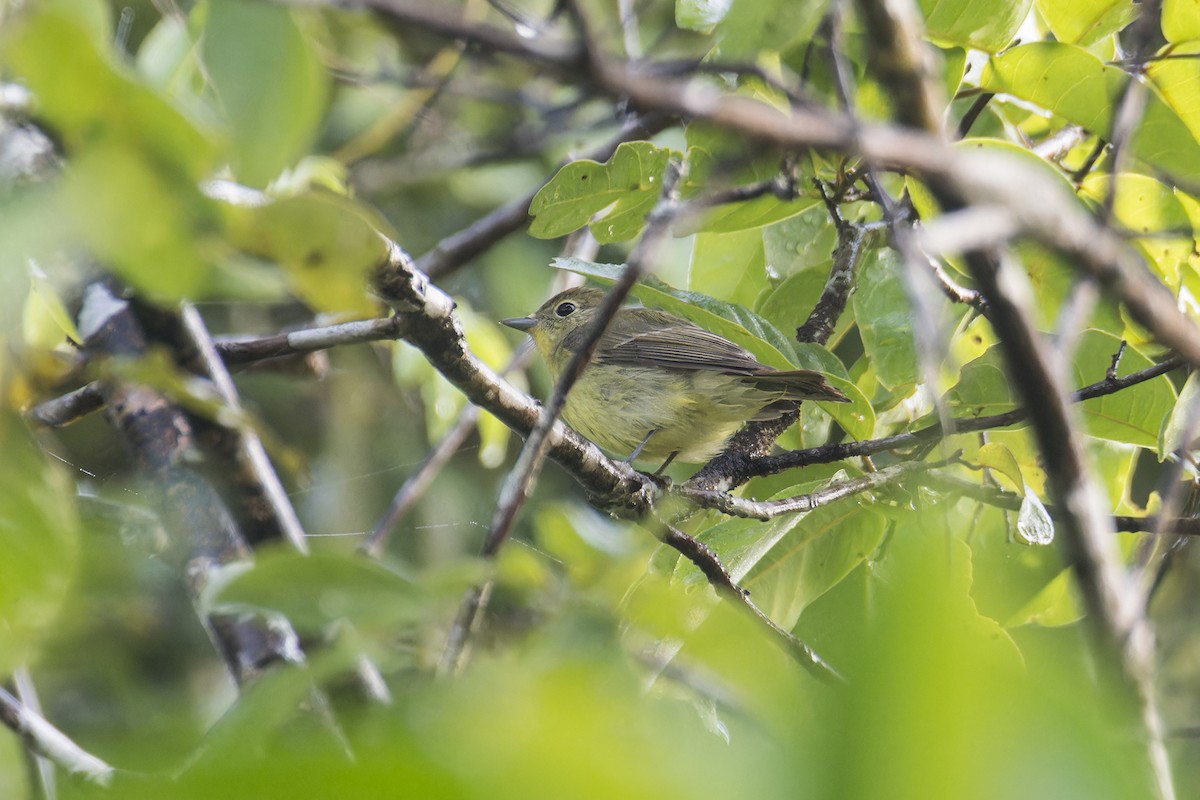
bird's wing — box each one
[594,314,767,373]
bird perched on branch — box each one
[502,287,849,470]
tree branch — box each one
[0,686,114,787]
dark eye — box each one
[555,301,577,317]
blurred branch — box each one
[180,303,309,554]
[29,317,404,429]
[0,685,114,787]
[438,165,682,674]
[78,282,306,686]
[343,0,1200,373]
[27,382,105,428]
[11,668,56,800]
[846,0,1173,795]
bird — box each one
[502,287,849,469]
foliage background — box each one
[2,0,1200,797]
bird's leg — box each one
[625,430,657,463]
[653,450,679,477]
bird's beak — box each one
[501,316,536,331]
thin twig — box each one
[679,457,954,520]
[437,162,684,674]
[0,686,114,787]
[180,303,309,554]
[656,521,843,682]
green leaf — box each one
[1073,332,1177,448]
[850,249,920,391]
[688,229,768,308]
[1005,569,1082,626]
[209,549,478,633]
[1034,0,1138,47]
[745,502,886,631]
[222,192,387,315]
[2,6,217,177]
[1079,173,1194,281]
[762,203,839,277]
[0,414,79,674]
[676,480,885,631]
[946,348,1019,417]
[980,42,1200,184]
[63,141,216,300]
[974,442,1025,494]
[1159,371,1200,460]
[1148,43,1200,146]
[3,6,222,301]
[202,0,329,187]
[713,0,829,58]
[919,0,1032,52]
[949,332,1176,448]
[529,142,671,243]
[1163,0,1200,43]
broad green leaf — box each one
[850,249,919,391]
[948,332,1175,448]
[3,7,222,300]
[529,142,670,243]
[945,348,1017,417]
[209,549,478,633]
[1034,0,1138,47]
[762,203,839,277]
[981,42,1200,184]
[1073,331,1177,448]
[675,478,885,631]
[920,0,1031,52]
[756,270,829,334]
[0,413,79,674]
[2,7,217,177]
[1163,0,1200,42]
[63,141,216,300]
[1005,569,1082,626]
[681,129,821,234]
[202,0,328,187]
[1148,42,1200,144]
[688,229,768,308]
[975,442,1024,494]
[690,194,822,235]
[223,192,387,315]
[1079,173,1194,281]
[713,0,828,58]
[742,503,886,631]
[1159,370,1200,459]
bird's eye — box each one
[555,301,577,317]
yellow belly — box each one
[560,364,787,463]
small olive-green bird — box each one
[502,287,849,467]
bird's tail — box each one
[749,369,850,402]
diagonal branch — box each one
[0,686,114,787]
